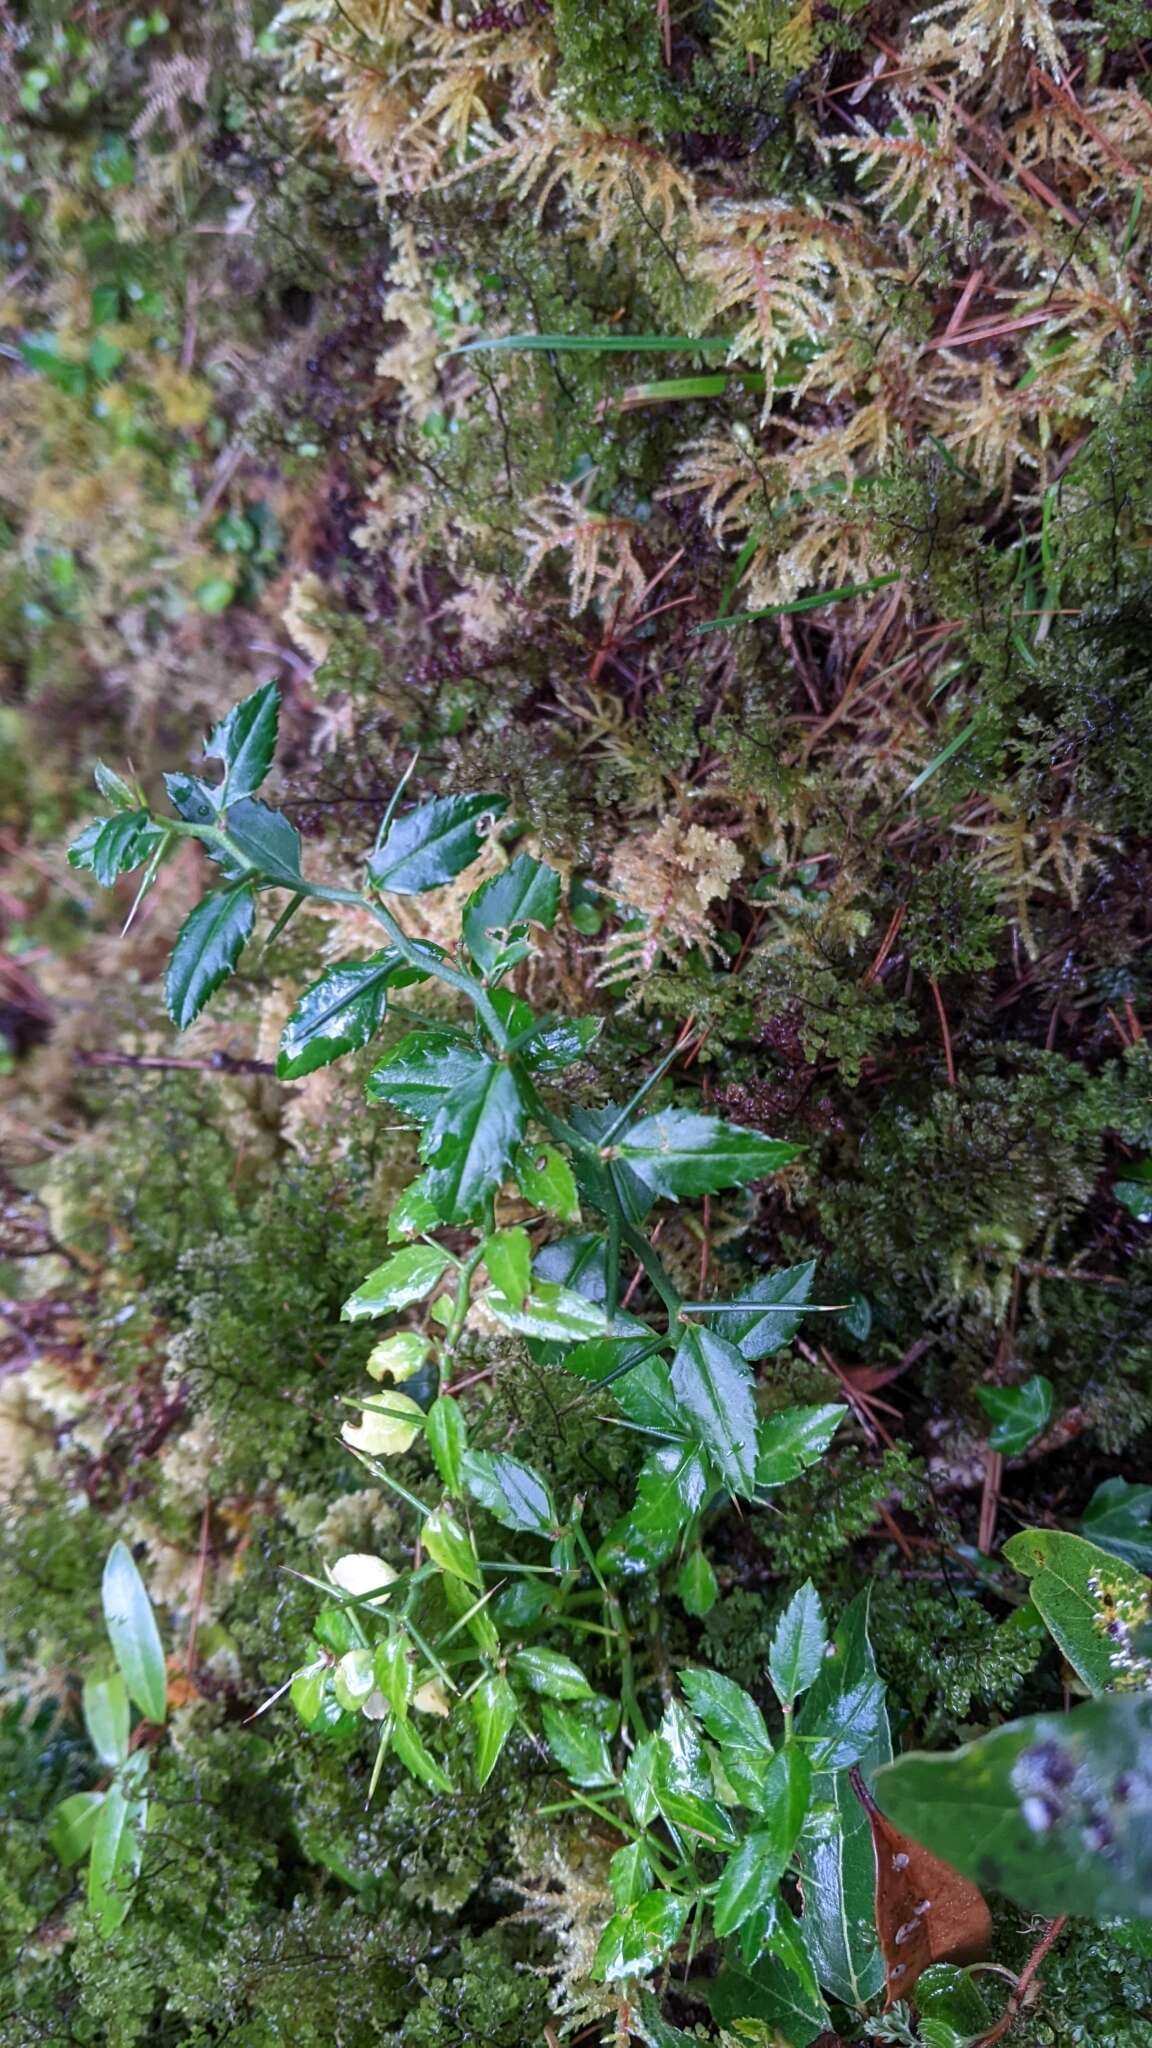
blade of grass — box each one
[902,715,981,800]
[454,332,736,356]
[694,571,900,633]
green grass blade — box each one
[902,715,981,799]
[694,571,900,633]
[455,332,736,356]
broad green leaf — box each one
[484,1279,643,1345]
[420,1060,526,1222]
[102,1541,167,1725]
[341,1244,452,1320]
[278,952,412,1079]
[758,1893,824,2005]
[541,1701,615,1788]
[1003,1527,1152,1693]
[48,1790,105,1867]
[709,1956,829,2044]
[391,1715,455,1794]
[222,797,302,887]
[426,1394,467,1494]
[472,1672,518,1786]
[680,1668,772,1762]
[483,1226,532,1307]
[166,884,255,1030]
[705,1261,817,1359]
[915,1964,992,2036]
[654,1699,710,1795]
[204,680,280,801]
[463,853,560,977]
[874,1691,1152,1919]
[758,1404,848,1489]
[1082,1479,1152,1572]
[421,1504,481,1587]
[769,1581,827,1708]
[609,1841,653,1911]
[367,1029,483,1120]
[713,1752,810,1935]
[595,1891,691,1983]
[83,1670,130,1768]
[796,1588,886,1770]
[670,1326,759,1496]
[514,1143,580,1221]
[599,1442,713,1577]
[533,1231,608,1300]
[511,1648,595,1700]
[88,1755,148,1936]
[369,792,506,895]
[976,1374,1054,1454]
[611,1110,801,1200]
[677,1550,718,1616]
[460,1450,557,1536]
[517,1013,603,1072]
[388,1178,444,1239]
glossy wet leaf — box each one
[511,1647,595,1700]
[420,1060,526,1222]
[421,1503,480,1587]
[482,1225,531,1306]
[976,1374,1054,1454]
[369,792,506,894]
[84,811,158,886]
[873,1691,1152,1919]
[83,1670,130,1768]
[425,1395,467,1494]
[705,1260,817,1359]
[485,1279,644,1346]
[514,1142,580,1221]
[769,1580,827,1708]
[222,797,302,887]
[541,1701,615,1788]
[680,1667,772,1768]
[366,1030,482,1120]
[342,1244,452,1320]
[709,1955,829,2044]
[758,1404,848,1489]
[102,1541,167,1725]
[342,1390,424,1458]
[1082,1479,1152,1572]
[472,1672,517,1786]
[670,1325,759,1496]
[204,679,280,801]
[278,952,411,1078]
[595,1890,691,1983]
[599,1442,713,1577]
[463,853,560,977]
[712,1753,811,1936]
[391,1714,455,1793]
[611,1109,801,1200]
[88,1757,149,1935]
[166,884,255,1029]
[460,1449,556,1536]
[49,1790,105,1867]
[1003,1527,1152,1693]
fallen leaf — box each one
[850,1765,992,2006]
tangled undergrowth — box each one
[3,0,1152,2041]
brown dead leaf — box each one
[850,1765,992,2007]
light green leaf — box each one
[1003,1527,1152,1693]
[421,1503,481,1587]
[369,792,507,895]
[514,1142,581,1221]
[102,1541,167,1726]
[483,1226,532,1307]
[165,884,255,1030]
[769,1581,827,1708]
[463,853,560,977]
[677,1550,718,1616]
[391,1715,455,1794]
[88,1757,148,1935]
[83,1670,131,1768]
[705,1261,817,1359]
[204,680,280,802]
[976,1374,1054,1454]
[342,1244,452,1320]
[472,1672,518,1786]
[757,1404,848,1489]
[541,1701,616,1788]
[420,1060,526,1222]
[609,1840,653,1911]
[49,1790,105,1867]
[511,1648,595,1701]
[426,1394,467,1494]
[484,1279,638,1345]
[670,1325,759,1496]
[611,1109,802,1200]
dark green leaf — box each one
[599,1441,712,1577]
[49,1790,105,1867]
[204,681,280,802]
[165,884,255,1030]
[460,1450,557,1536]
[369,792,507,895]
[464,853,560,977]
[277,952,412,1079]
[102,1541,167,1726]
[609,1841,653,1911]
[708,1956,829,2044]
[757,1404,848,1489]
[541,1701,615,1788]
[612,1109,801,1200]
[873,1691,1152,1919]
[623,1737,658,1827]
[705,1261,816,1359]
[518,1013,602,1071]
[713,1752,810,1936]
[426,1395,467,1494]
[976,1374,1054,1454]
[670,1326,759,1496]
[392,1715,455,1794]
[796,1589,886,1771]
[840,1293,872,1341]
[1003,1527,1151,1693]
[221,797,302,887]
[1082,1479,1152,1572]
[94,760,137,810]
[680,1668,772,1760]
[769,1581,827,1708]
[512,1648,595,1700]
[594,1891,691,1983]
[89,811,157,886]
[420,1059,526,1221]
[164,771,219,824]
[341,1244,452,1320]
[915,1964,992,2035]
[366,1030,482,1121]
[472,1672,518,1786]
[83,1670,130,1768]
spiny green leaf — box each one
[514,1142,581,1221]
[612,1109,801,1200]
[541,1701,616,1788]
[704,1261,817,1360]
[278,951,415,1078]
[460,1450,557,1536]
[464,853,560,978]
[757,1404,848,1489]
[341,1244,452,1320]
[369,792,506,895]
[204,680,280,802]
[594,1891,691,1984]
[670,1325,759,1497]
[221,797,301,886]
[165,884,255,1030]
[419,1060,526,1221]
[367,1030,483,1120]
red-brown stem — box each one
[974,1916,1069,2046]
[929,977,956,1086]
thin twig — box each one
[928,978,956,1086]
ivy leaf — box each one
[420,1060,526,1222]
[482,1226,532,1308]
[278,952,414,1079]
[83,1671,130,1767]
[425,1395,467,1495]
[769,1581,827,1709]
[341,1244,452,1320]
[102,1541,167,1726]
[872,1691,1152,1920]
[49,1790,106,1867]
[1003,1527,1152,1693]
[705,1261,817,1359]
[463,853,561,978]
[204,680,280,802]
[976,1375,1054,1455]
[460,1450,557,1536]
[541,1702,616,1788]
[511,1648,595,1700]
[166,884,255,1030]
[712,1751,811,1935]
[222,797,302,887]
[757,1405,848,1490]
[367,1030,482,1121]
[472,1672,518,1787]
[369,792,507,895]
[1082,1479,1152,1573]
[611,1110,802,1200]
[88,1754,149,1936]
[514,1142,581,1222]
[670,1326,759,1497]
[595,1891,691,1983]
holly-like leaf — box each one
[850,1766,991,2007]
[670,1325,759,1496]
[94,761,138,810]
[464,853,561,977]
[420,1060,526,1222]
[485,1279,645,1346]
[796,1587,887,1771]
[49,1790,105,1867]
[460,1450,557,1536]
[514,1143,581,1222]
[611,1110,802,1200]
[369,792,506,895]
[341,1244,452,1321]
[483,1226,532,1308]
[1003,1527,1152,1693]
[610,1841,654,1912]
[705,1261,817,1359]
[222,797,302,887]
[758,1405,848,1489]
[1082,1479,1152,1573]
[164,771,219,824]
[680,1668,773,1764]
[599,1441,713,1578]
[516,1013,603,1072]
[367,1030,483,1120]
[472,1672,518,1787]
[102,1541,167,1726]
[873,1691,1152,1920]
[204,680,280,802]
[976,1375,1054,1455]
[278,952,415,1079]
[541,1701,616,1788]
[769,1581,827,1709]
[82,811,159,886]
[166,884,255,1030]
